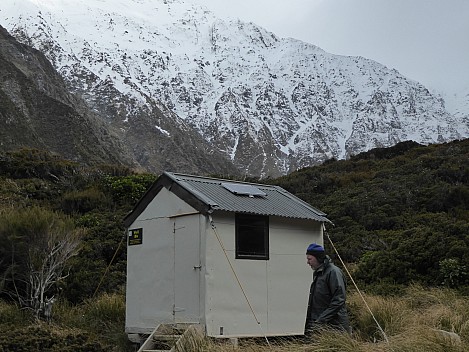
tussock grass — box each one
[83,292,126,326]
[198,332,384,352]
[345,284,469,352]
[388,325,465,352]
[307,329,373,352]
[348,292,411,341]
[173,325,208,352]
[48,291,132,351]
[1,286,469,351]
[53,291,125,327]
[0,299,31,326]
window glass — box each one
[235,214,269,260]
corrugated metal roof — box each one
[166,172,330,222]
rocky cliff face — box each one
[0,25,134,167]
[0,24,239,176]
[1,0,467,177]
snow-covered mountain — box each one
[442,88,469,127]
[1,0,467,177]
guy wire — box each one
[92,232,125,299]
[323,224,390,344]
[209,215,271,348]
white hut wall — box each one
[204,213,323,337]
[125,187,201,334]
[204,212,266,337]
[267,217,322,335]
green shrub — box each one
[440,258,468,288]
[102,173,156,203]
[62,187,111,214]
[0,148,77,180]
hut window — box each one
[235,214,269,260]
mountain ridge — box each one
[0,24,135,167]
[0,23,240,176]
[1,0,467,177]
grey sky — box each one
[202,0,469,95]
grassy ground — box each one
[1,284,468,351]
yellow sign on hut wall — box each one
[128,228,143,246]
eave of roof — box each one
[124,171,331,227]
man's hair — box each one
[311,251,326,263]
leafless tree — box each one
[26,221,84,319]
[0,207,84,320]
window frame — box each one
[235,213,269,260]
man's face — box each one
[306,254,321,270]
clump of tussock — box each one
[405,283,457,310]
[348,291,411,342]
[307,328,374,352]
[2,286,469,352]
[83,292,125,327]
[55,292,131,351]
[388,325,465,352]
[173,325,208,352]
[401,284,469,344]
[0,299,31,326]
[53,292,125,330]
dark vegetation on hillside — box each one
[274,139,469,293]
[0,141,467,298]
[0,148,157,305]
[0,140,468,350]
[1,140,468,307]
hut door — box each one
[172,214,201,323]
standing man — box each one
[305,243,350,335]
